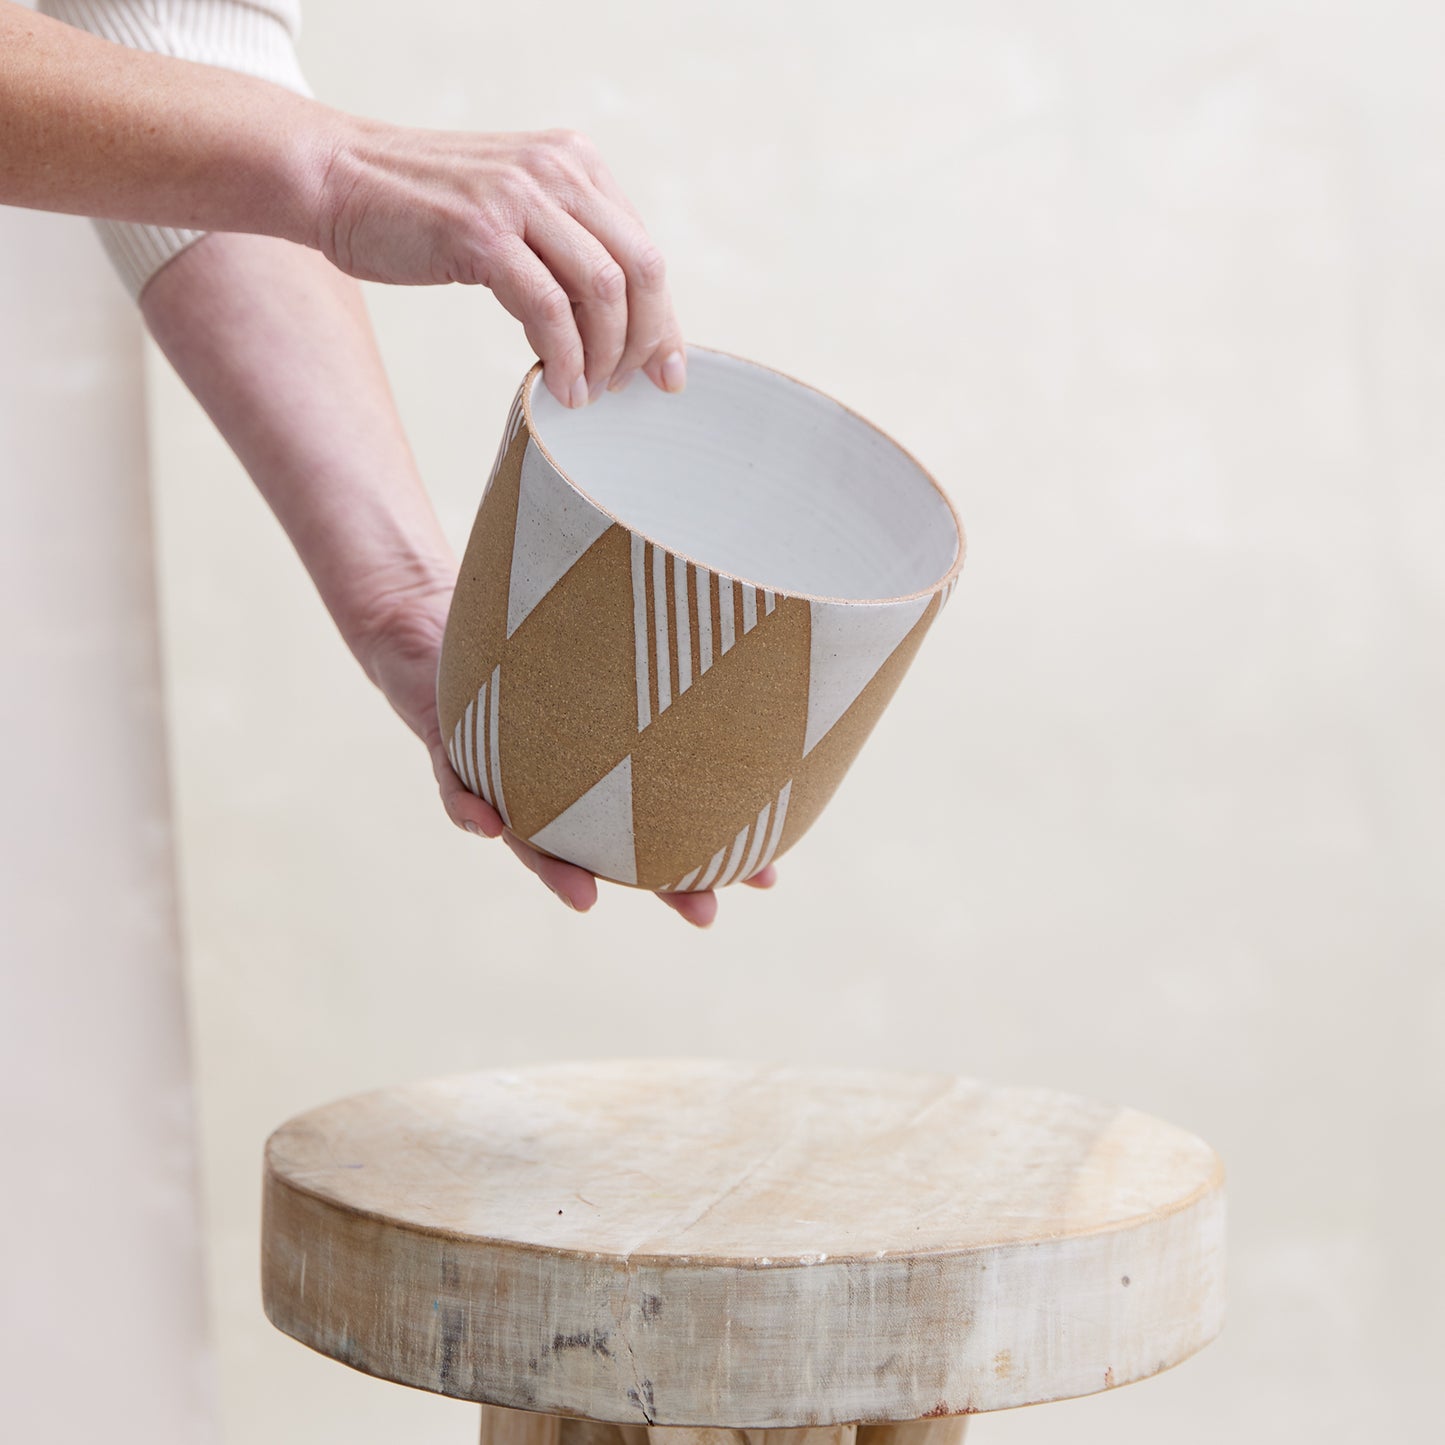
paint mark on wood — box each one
[626,1379,656,1424]
[550,1329,613,1359]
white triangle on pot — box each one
[527,755,637,885]
[506,440,613,638]
[803,595,932,755]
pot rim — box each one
[518,343,967,608]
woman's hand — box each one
[316,123,686,410]
[21,9,751,921]
[361,582,778,927]
[2,10,683,410]
[143,231,737,927]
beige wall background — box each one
[4,0,1441,1441]
[0,210,216,1436]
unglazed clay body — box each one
[436,346,964,890]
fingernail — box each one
[569,375,589,409]
[547,884,577,911]
[464,821,483,837]
[661,350,686,392]
[607,369,636,394]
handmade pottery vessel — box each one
[437,345,964,891]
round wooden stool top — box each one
[262,1060,1224,1427]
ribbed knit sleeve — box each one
[37,1,313,298]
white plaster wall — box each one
[138,0,1445,1442]
[0,209,216,1435]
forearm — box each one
[137,218,729,923]
[0,1,329,244]
[8,2,684,400]
[140,231,455,678]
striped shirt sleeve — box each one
[36,1,313,298]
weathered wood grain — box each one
[263,1060,1224,1426]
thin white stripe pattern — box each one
[630,534,652,731]
[738,800,773,882]
[632,547,777,731]
[715,824,751,889]
[487,665,509,826]
[666,779,793,892]
[486,388,527,492]
[758,780,792,870]
[718,576,735,653]
[446,669,509,824]
[471,682,491,806]
[651,544,671,715]
[938,577,960,610]
[448,717,465,786]
[672,554,692,694]
[460,699,478,795]
[741,584,758,633]
[696,846,728,891]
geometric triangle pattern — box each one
[437,374,962,892]
[507,440,614,638]
[630,534,778,732]
[662,779,792,893]
[487,388,528,494]
[446,662,510,828]
[803,592,932,756]
[526,755,637,886]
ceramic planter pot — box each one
[437,345,964,891]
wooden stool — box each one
[262,1061,1224,1442]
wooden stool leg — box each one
[563,1420,650,1445]
[751,1430,858,1445]
[482,1413,654,1445]
[645,1431,749,1445]
[858,1422,968,1445]
[481,1404,561,1445]
[481,1415,966,1445]
[644,1431,857,1445]
[646,1431,747,1445]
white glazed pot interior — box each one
[526,348,959,603]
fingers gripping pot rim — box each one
[436,344,965,892]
